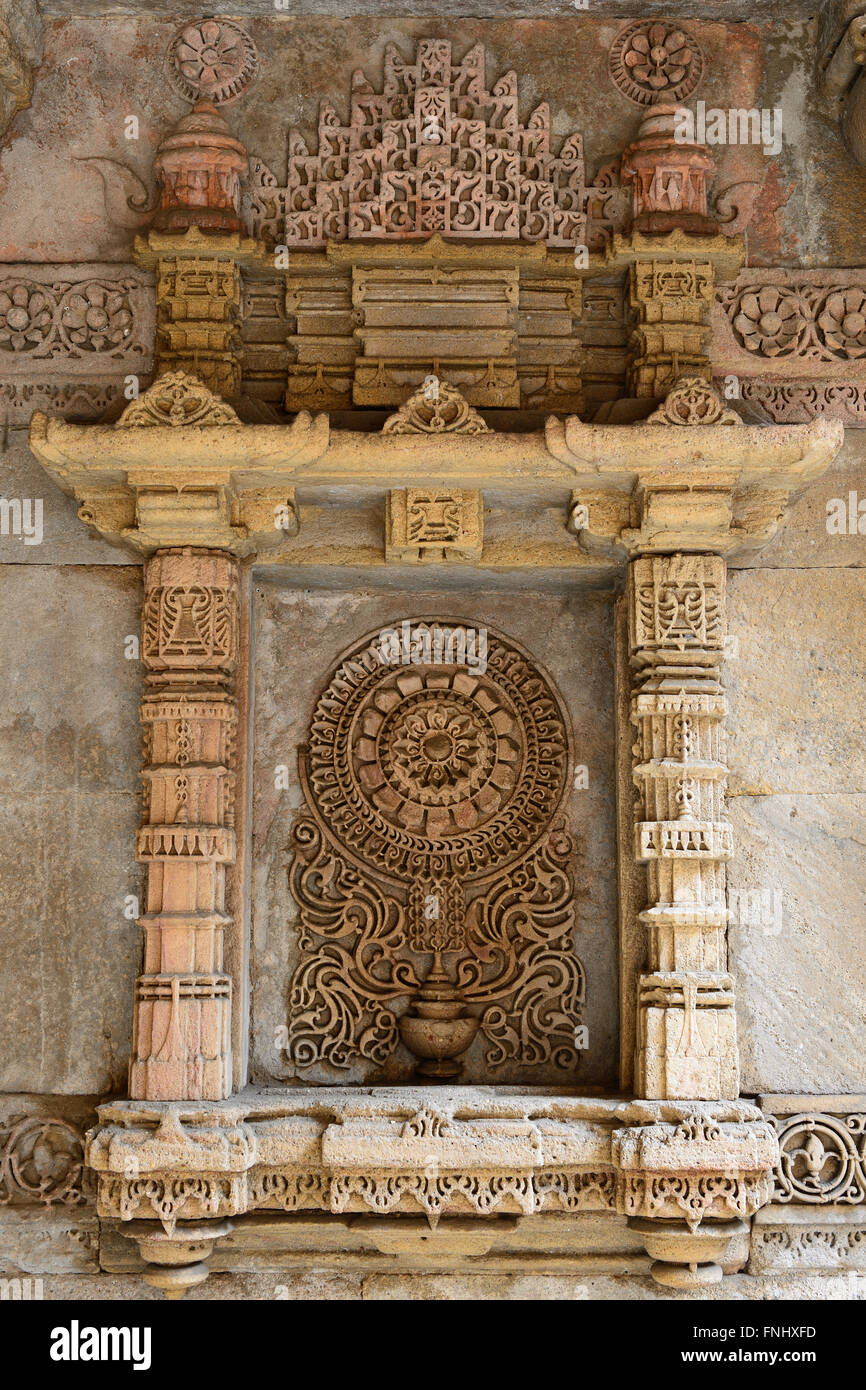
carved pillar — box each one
[628,553,737,1100]
[130,546,238,1101]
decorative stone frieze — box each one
[130,547,239,1103]
[0,263,155,424]
[385,489,484,563]
[748,1097,866,1274]
[86,1091,776,1236]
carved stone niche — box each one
[275,616,591,1087]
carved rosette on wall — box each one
[286,621,583,1082]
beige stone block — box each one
[727,568,866,794]
[729,793,866,1094]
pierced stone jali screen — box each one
[251,586,619,1088]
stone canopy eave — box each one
[27,391,844,561]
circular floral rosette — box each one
[731,286,808,357]
[58,282,134,354]
[167,18,258,106]
[816,287,866,358]
[610,21,703,107]
[2,1118,85,1206]
[304,620,571,884]
[0,281,56,353]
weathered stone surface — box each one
[0,1208,99,1275]
[727,569,866,794]
[0,565,142,1093]
[729,435,866,569]
[729,793,866,1095]
[0,434,135,565]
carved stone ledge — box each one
[29,375,841,566]
[85,1088,777,1290]
[559,379,843,557]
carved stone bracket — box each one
[29,370,327,556]
[558,379,842,558]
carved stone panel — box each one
[252,588,619,1089]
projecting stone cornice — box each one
[28,374,843,559]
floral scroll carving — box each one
[0,1116,87,1207]
[720,279,866,363]
[773,1113,866,1205]
[285,622,584,1081]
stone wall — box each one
[0,5,863,1302]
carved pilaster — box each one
[130,547,239,1101]
[628,552,738,1100]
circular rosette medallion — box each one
[303,620,571,883]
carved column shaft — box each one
[628,552,738,1100]
[130,546,238,1101]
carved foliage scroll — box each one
[285,622,584,1081]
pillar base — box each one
[629,1216,749,1287]
[123,1219,233,1301]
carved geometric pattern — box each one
[245,37,590,248]
[116,371,240,429]
[609,21,704,107]
[772,1113,866,1205]
[166,18,258,106]
[286,621,583,1077]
